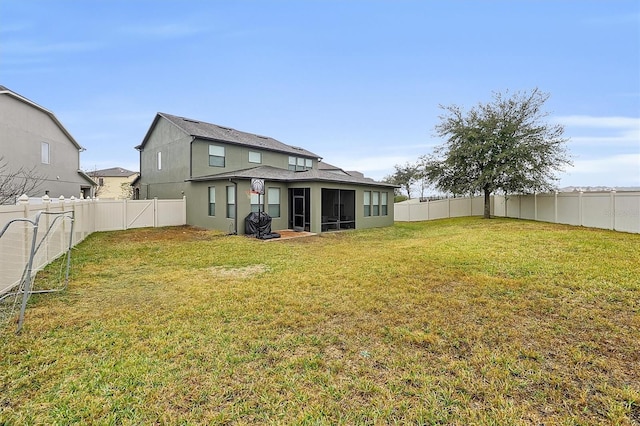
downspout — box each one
[229,179,238,235]
[189,136,195,179]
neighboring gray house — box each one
[0,85,95,201]
[135,112,396,234]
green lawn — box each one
[1,217,639,425]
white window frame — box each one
[157,151,162,170]
[208,186,216,216]
[372,191,380,216]
[288,156,313,171]
[267,187,280,218]
[226,185,236,219]
[41,142,50,164]
[248,151,262,164]
[364,191,371,217]
[209,145,225,167]
[381,192,388,216]
[250,192,263,212]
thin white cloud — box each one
[560,153,640,187]
[118,23,209,39]
[0,22,32,34]
[568,134,640,148]
[583,12,640,26]
[554,115,640,148]
[570,153,639,173]
[2,40,104,55]
[556,115,640,128]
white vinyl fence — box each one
[0,196,187,297]
[395,191,640,234]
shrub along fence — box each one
[394,191,640,234]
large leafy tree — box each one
[423,88,571,218]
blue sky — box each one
[2,0,639,190]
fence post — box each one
[610,190,616,231]
[182,196,187,225]
[534,192,538,221]
[18,195,30,271]
[123,198,128,230]
[153,197,158,228]
[579,191,584,226]
[554,191,558,224]
[69,196,77,245]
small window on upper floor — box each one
[209,145,225,167]
[249,151,262,164]
[41,142,50,164]
[157,151,162,170]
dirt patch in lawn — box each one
[208,264,270,279]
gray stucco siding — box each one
[0,93,90,198]
[139,118,192,186]
[185,180,290,235]
[191,139,314,178]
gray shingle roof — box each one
[187,166,397,187]
[88,167,138,177]
[158,113,320,158]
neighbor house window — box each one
[226,186,235,219]
[364,191,371,217]
[157,151,162,170]
[288,156,313,171]
[208,187,216,216]
[250,193,263,212]
[209,145,225,167]
[381,192,388,216]
[41,142,50,164]
[98,177,104,186]
[248,151,262,164]
[267,187,280,218]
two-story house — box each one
[88,167,139,199]
[135,113,396,234]
[0,85,95,202]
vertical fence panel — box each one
[581,192,613,230]
[395,191,639,234]
[536,194,556,223]
[613,192,640,233]
[556,193,581,226]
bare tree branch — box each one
[0,156,46,204]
